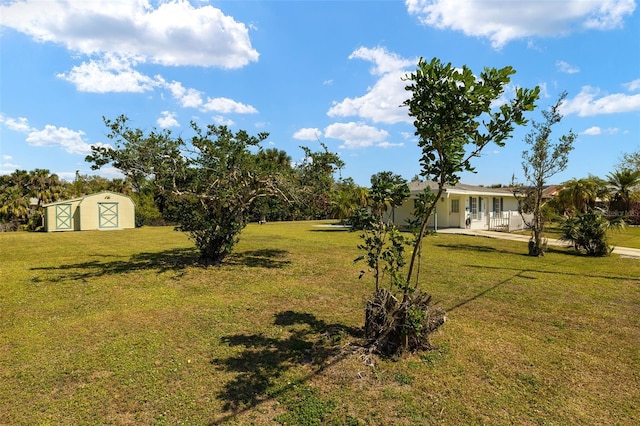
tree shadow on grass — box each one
[31,247,291,282]
[226,249,291,268]
[468,264,640,282]
[209,310,361,424]
[448,263,640,312]
[435,243,510,254]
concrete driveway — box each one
[437,228,640,259]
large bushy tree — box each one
[295,143,345,219]
[516,92,576,256]
[87,116,289,265]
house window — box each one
[469,197,478,219]
[492,197,503,214]
[451,199,459,213]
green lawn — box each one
[1,222,639,425]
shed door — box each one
[98,203,119,228]
[55,204,72,230]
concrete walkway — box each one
[437,228,640,259]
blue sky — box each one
[1,0,639,187]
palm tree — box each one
[554,176,606,215]
[607,168,640,214]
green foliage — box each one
[347,207,374,231]
[356,58,538,355]
[355,172,410,291]
[516,92,577,257]
[560,210,623,256]
[403,57,539,285]
[607,168,640,214]
[356,222,409,292]
[551,176,607,216]
[295,143,345,219]
[0,169,66,231]
[330,178,368,223]
[68,171,133,197]
[617,150,640,172]
[87,115,286,264]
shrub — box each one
[559,210,623,256]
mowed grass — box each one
[1,222,639,425]
[528,224,640,249]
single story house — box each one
[43,191,135,232]
[387,181,531,231]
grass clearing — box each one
[1,222,639,424]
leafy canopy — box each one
[403,57,540,284]
[87,115,285,265]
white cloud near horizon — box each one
[212,115,236,127]
[328,46,415,125]
[0,114,110,155]
[293,128,322,141]
[324,122,391,149]
[405,0,636,49]
[157,111,180,128]
[26,125,98,155]
[561,85,640,116]
[0,0,259,68]
[202,97,258,114]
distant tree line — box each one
[0,145,371,233]
[2,148,639,237]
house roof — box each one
[42,191,134,207]
[407,180,516,197]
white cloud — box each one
[624,79,640,91]
[0,0,259,68]
[157,111,180,128]
[24,124,110,155]
[349,46,415,76]
[161,80,256,114]
[0,114,113,155]
[400,131,414,140]
[202,97,257,114]
[583,126,602,135]
[556,60,580,74]
[57,54,160,93]
[561,86,640,116]
[165,80,204,108]
[377,141,405,148]
[0,114,33,133]
[328,47,414,124]
[293,128,322,141]
[405,0,636,49]
[324,122,390,149]
[212,115,235,126]
[582,126,619,135]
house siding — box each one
[389,182,525,231]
